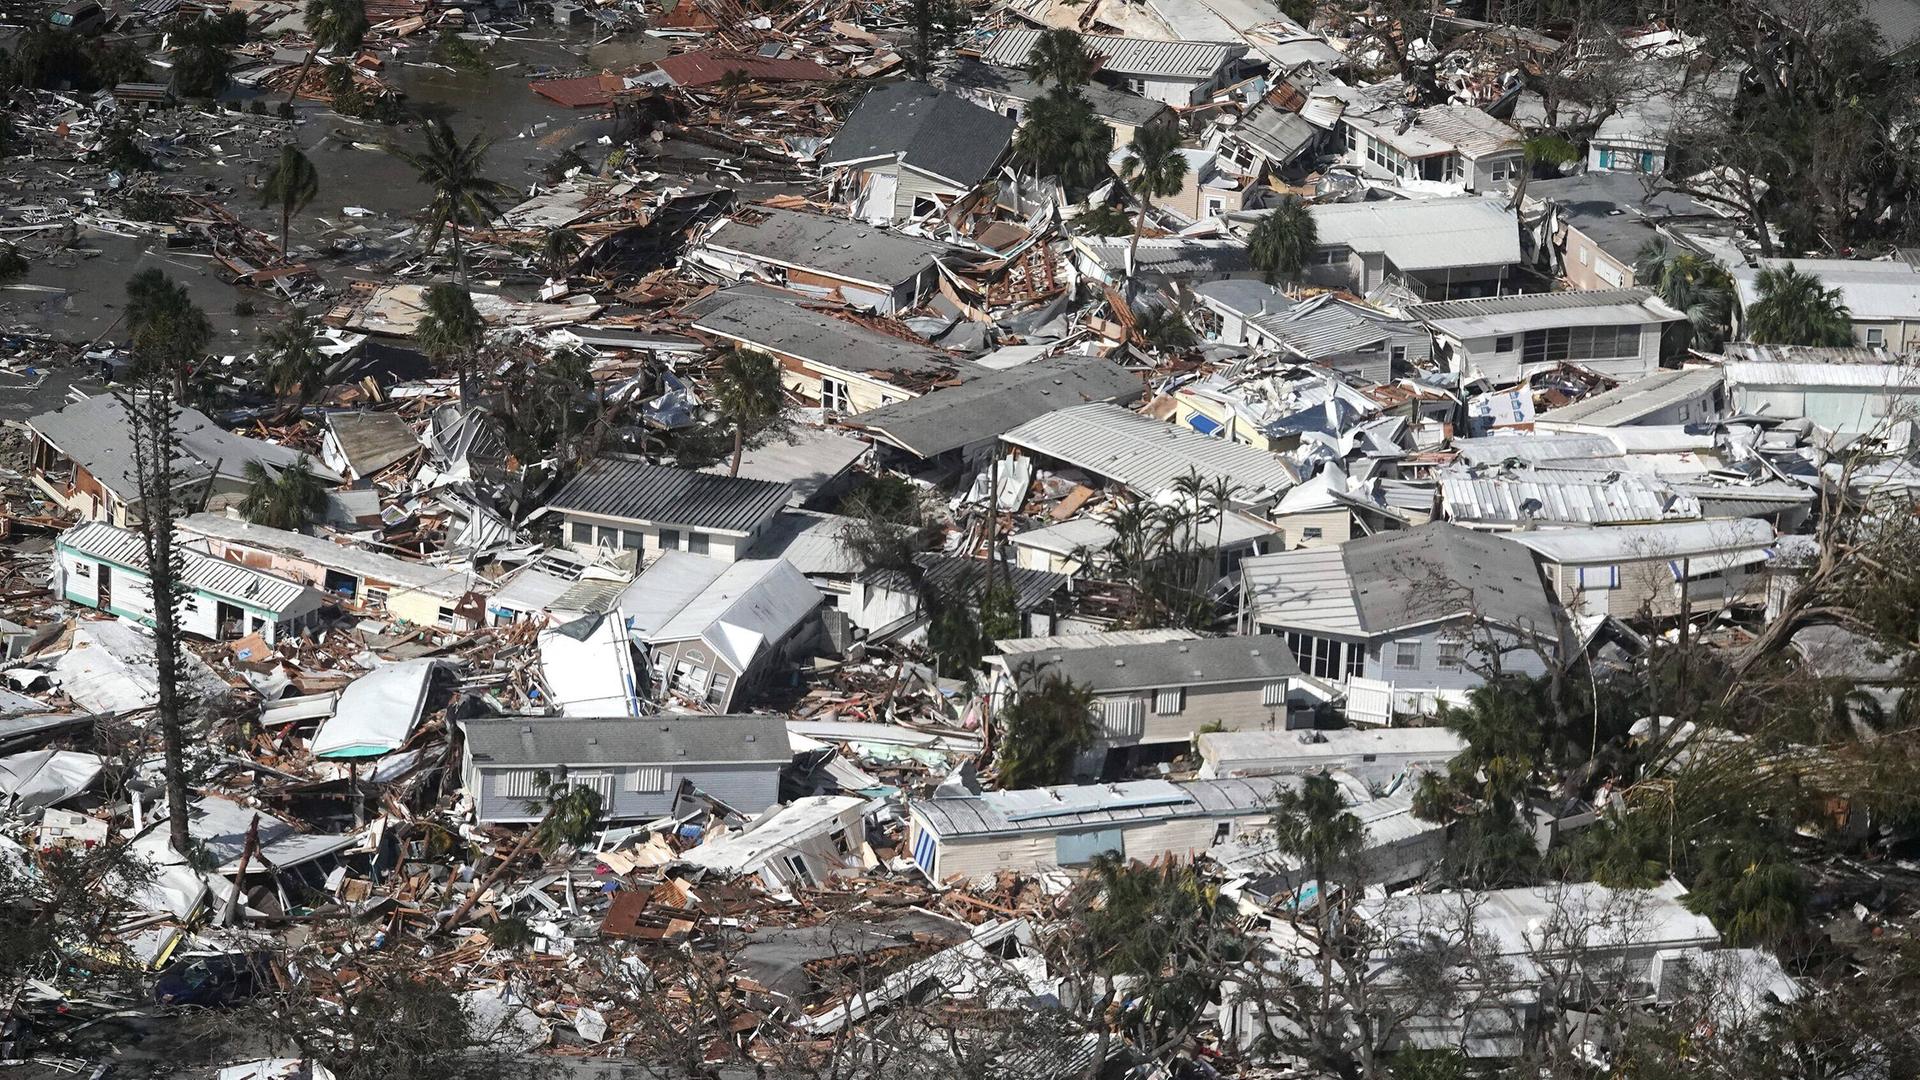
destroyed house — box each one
[620,553,824,713]
[1243,294,1435,384]
[1719,352,1920,432]
[1196,725,1466,781]
[318,411,419,485]
[26,394,330,527]
[176,513,485,631]
[1294,198,1523,301]
[1509,517,1775,620]
[689,207,957,315]
[999,402,1298,508]
[942,58,1174,149]
[539,457,792,563]
[1333,94,1523,193]
[990,635,1307,776]
[907,778,1278,881]
[460,714,790,823]
[823,82,1015,224]
[977,28,1247,107]
[1406,288,1685,386]
[1212,100,1320,180]
[678,794,870,890]
[689,289,961,415]
[1536,366,1724,429]
[54,522,325,646]
[845,355,1144,462]
[1240,523,1564,703]
[1522,173,1717,293]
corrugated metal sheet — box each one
[1508,517,1774,564]
[1241,545,1365,635]
[1540,366,1723,426]
[979,26,1246,79]
[1302,198,1521,274]
[59,522,313,613]
[1001,402,1297,504]
[912,777,1279,838]
[1440,470,1701,525]
[547,458,792,533]
[1723,361,1920,389]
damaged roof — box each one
[29,394,328,505]
[942,58,1171,127]
[824,81,1016,188]
[978,26,1246,80]
[912,777,1279,838]
[1000,402,1297,504]
[546,457,792,534]
[1021,634,1300,694]
[846,355,1143,458]
[701,207,958,289]
[691,289,960,382]
[1302,198,1521,272]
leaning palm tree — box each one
[417,282,485,400]
[708,347,785,476]
[287,0,368,104]
[240,457,328,532]
[259,306,325,403]
[1025,27,1097,91]
[716,67,752,117]
[387,120,513,283]
[1118,123,1188,280]
[259,144,320,265]
[1247,197,1318,288]
[439,773,603,935]
[1747,262,1855,346]
[1635,240,1732,352]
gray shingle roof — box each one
[1018,634,1298,694]
[700,207,956,289]
[942,59,1170,127]
[29,394,325,504]
[547,458,791,534]
[846,354,1142,458]
[691,290,959,381]
[859,553,1069,612]
[978,27,1246,80]
[1340,522,1559,635]
[824,82,1015,188]
[463,714,792,767]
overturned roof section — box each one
[1507,517,1775,565]
[1303,198,1521,272]
[546,457,792,534]
[823,81,1015,188]
[1000,402,1297,504]
[700,207,958,289]
[624,553,823,673]
[1408,287,1685,337]
[979,26,1246,80]
[1539,366,1724,427]
[310,658,439,759]
[463,714,792,767]
[847,355,1143,458]
[325,411,420,479]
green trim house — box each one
[54,522,326,645]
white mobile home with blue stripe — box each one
[906,778,1282,883]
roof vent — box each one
[1250,648,1261,656]
[520,725,533,734]
[677,748,687,756]
[659,724,671,732]
[587,736,598,745]
[1113,658,1125,667]
[744,733,757,742]
[1178,644,1190,652]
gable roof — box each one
[1000,402,1297,504]
[545,458,791,533]
[1225,101,1318,165]
[1301,197,1521,272]
[58,521,318,613]
[823,82,1015,188]
[1020,634,1299,694]
[1407,287,1685,337]
[463,714,792,768]
[690,290,959,385]
[699,207,958,290]
[978,26,1246,80]
[845,354,1143,458]
[29,394,327,505]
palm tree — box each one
[287,0,368,105]
[440,773,603,935]
[240,457,328,532]
[708,347,784,477]
[1247,197,1318,288]
[387,120,513,283]
[1010,88,1113,191]
[417,282,484,401]
[1747,262,1855,346]
[1635,239,1733,352]
[1508,132,1579,209]
[259,144,320,265]
[542,226,583,281]
[1271,772,1365,1040]
[1118,123,1189,280]
[716,67,751,117]
[259,306,325,403]
[1025,27,1097,91]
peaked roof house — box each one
[1407,288,1687,386]
[537,456,793,564]
[53,522,326,646]
[686,206,960,315]
[620,552,824,713]
[1000,402,1298,507]
[26,394,336,528]
[822,82,1016,225]
[978,27,1247,106]
[1211,99,1322,181]
[845,354,1143,463]
[1521,172,1718,292]
[1241,523,1565,720]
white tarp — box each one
[310,659,439,758]
[0,749,103,813]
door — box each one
[216,601,244,640]
[96,563,112,611]
[1056,827,1124,865]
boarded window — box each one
[1099,696,1144,738]
[1056,827,1124,865]
[1154,687,1185,715]
[626,766,667,793]
[494,770,545,798]
[1262,681,1288,707]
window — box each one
[1494,336,1514,353]
[1100,697,1144,737]
[1437,639,1464,672]
[1154,687,1185,715]
[1284,631,1351,680]
[626,765,667,793]
[364,586,389,607]
[1577,565,1621,590]
[437,606,456,629]
[1205,197,1226,217]
[1521,324,1641,366]
[1126,77,1147,94]
[672,659,708,695]
[1345,644,1365,680]
[494,770,545,798]
[1005,106,1020,121]
[1489,158,1516,184]
[659,528,681,551]
[1213,822,1233,844]
[1262,681,1288,707]
[1313,246,1346,266]
[1391,345,1407,365]
[1578,246,1590,266]
[621,529,645,551]
[570,521,592,544]
[1394,641,1421,670]
[911,196,938,217]
[1302,527,1324,541]
[705,671,732,707]
[74,561,91,578]
[1867,327,1885,347]
[688,531,710,556]
[821,377,853,414]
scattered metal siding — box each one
[1000,402,1297,504]
[1440,471,1701,526]
[549,458,792,533]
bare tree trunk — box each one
[219,814,261,926]
[124,381,194,856]
[281,199,292,265]
[438,828,535,935]
[728,423,744,477]
[285,51,316,106]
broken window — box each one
[821,377,853,414]
[706,671,731,707]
